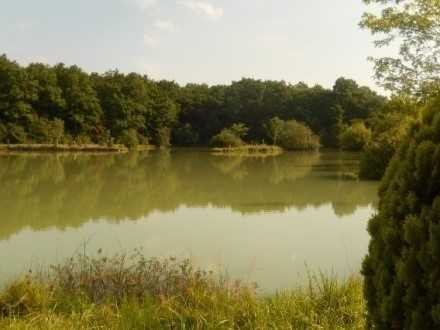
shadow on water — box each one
[0,150,378,241]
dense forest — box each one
[0,54,388,148]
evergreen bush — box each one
[362,97,440,329]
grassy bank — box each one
[0,144,155,153]
[212,144,283,157]
[0,253,366,329]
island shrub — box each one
[340,121,371,151]
[362,96,440,329]
[210,123,248,148]
[265,118,320,151]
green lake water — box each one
[0,150,378,292]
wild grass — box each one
[0,252,366,329]
[212,144,283,157]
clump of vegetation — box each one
[265,117,320,151]
[359,97,417,180]
[340,121,371,151]
[0,252,366,329]
[210,123,249,148]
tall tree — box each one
[0,55,37,143]
[55,64,103,142]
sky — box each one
[1,0,388,91]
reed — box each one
[212,144,283,157]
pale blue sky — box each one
[1,0,387,90]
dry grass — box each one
[0,252,366,329]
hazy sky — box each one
[1,0,388,90]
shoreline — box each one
[0,144,155,154]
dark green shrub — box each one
[172,123,199,146]
[362,96,440,329]
[359,123,410,180]
[359,140,395,180]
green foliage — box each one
[320,105,344,148]
[362,96,440,329]
[340,121,371,151]
[210,124,246,148]
[55,64,103,141]
[117,129,139,149]
[267,118,320,151]
[264,116,284,145]
[29,117,65,144]
[172,123,199,146]
[0,54,385,147]
[360,0,440,95]
[360,97,417,179]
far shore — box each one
[0,144,155,154]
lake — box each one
[0,150,378,292]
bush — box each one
[362,96,440,329]
[210,130,243,148]
[359,140,395,180]
[277,120,320,151]
[210,123,248,148]
[359,98,416,180]
[359,122,410,180]
[340,121,371,151]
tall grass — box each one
[0,252,366,329]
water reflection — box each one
[0,150,379,291]
[0,150,378,241]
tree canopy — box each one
[0,54,386,149]
[361,0,440,95]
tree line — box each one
[1,54,388,150]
